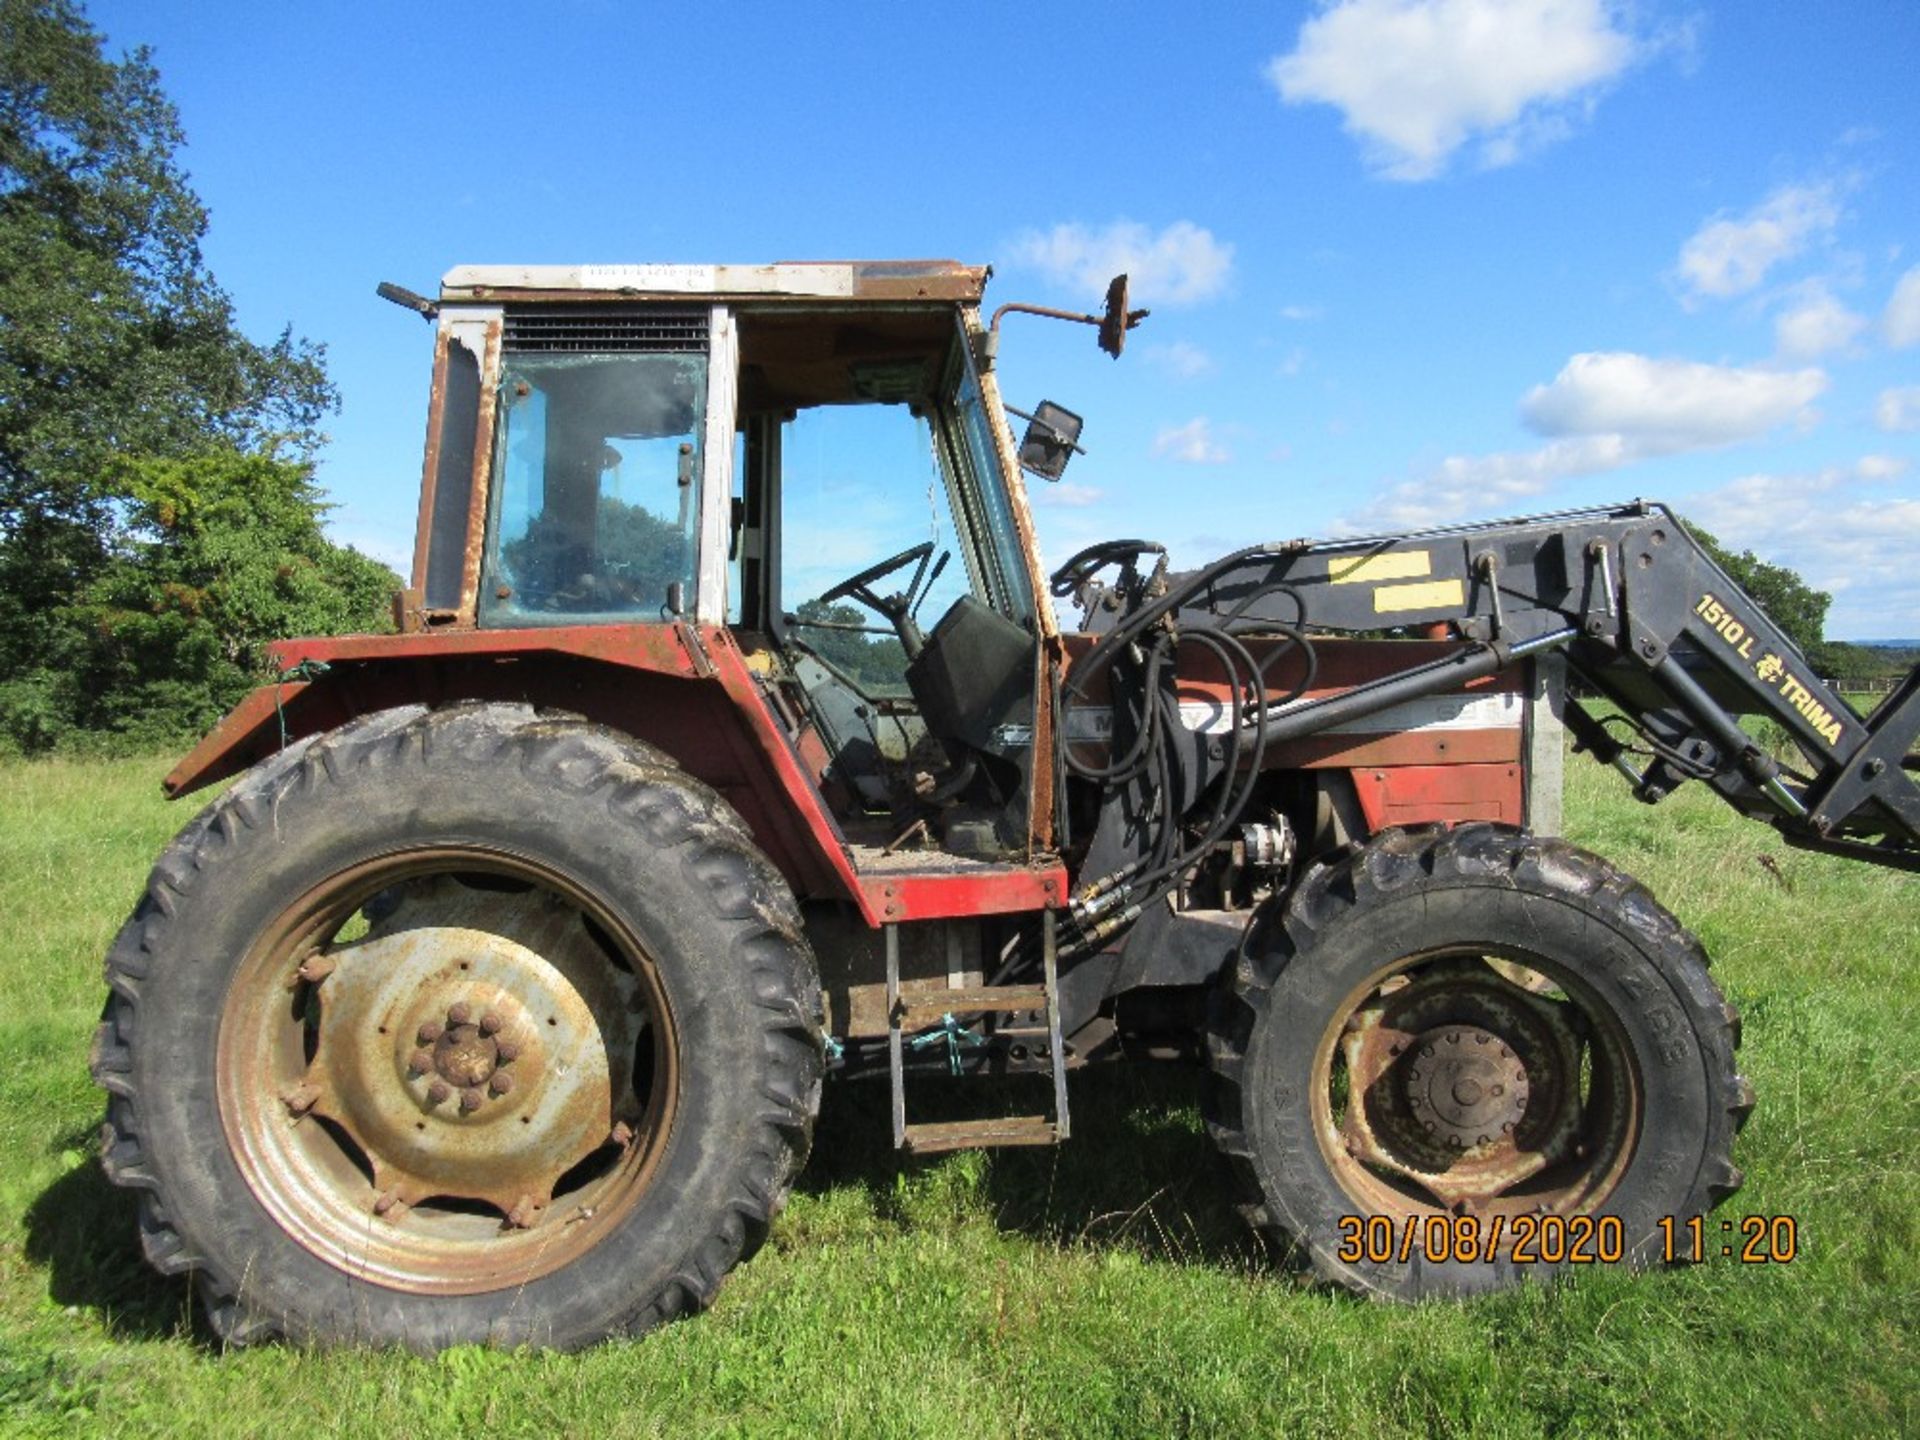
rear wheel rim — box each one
[217,847,679,1296]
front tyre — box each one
[91,703,823,1350]
[1205,824,1752,1300]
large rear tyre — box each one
[1205,824,1752,1300]
[90,703,823,1350]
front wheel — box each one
[1205,824,1752,1300]
[91,703,822,1350]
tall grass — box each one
[0,755,1913,1437]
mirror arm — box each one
[981,299,1149,369]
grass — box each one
[0,753,1914,1437]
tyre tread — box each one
[91,704,822,1349]
[1203,821,1749,1301]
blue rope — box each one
[906,1013,985,1076]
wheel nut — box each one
[407,1049,433,1078]
[460,1087,484,1113]
[480,1011,504,1035]
[426,1080,451,1105]
[495,1040,520,1064]
[418,1021,443,1044]
[281,1083,321,1117]
[489,1071,514,1097]
[447,1001,472,1026]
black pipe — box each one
[1247,630,1572,743]
[1649,653,1806,818]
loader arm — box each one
[1068,500,1919,873]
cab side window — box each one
[483,352,706,623]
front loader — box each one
[93,260,1919,1348]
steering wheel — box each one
[820,542,936,608]
[813,541,947,658]
[1049,539,1167,598]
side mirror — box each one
[1016,401,1085,480]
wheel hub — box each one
[1401,1025,1529,1150]
[428,1016,500,1090]
[292,880,648,1219]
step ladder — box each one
[886,908,1071,1155]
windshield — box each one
[753,321,1036,689]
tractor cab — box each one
[401,262,1060,865]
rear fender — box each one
[163,623,1067,925]
[165,624,860,903]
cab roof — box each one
[439,260,989,305]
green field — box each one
[0,754,1914,1437]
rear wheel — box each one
[1205,824,1751,1299]
[92,703,822,1349]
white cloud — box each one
[1010,220,1233,307]
[1143,340,1217,379]
[1857,454,1912,481]
[1152,417,1231,465]
[1521,352,1827,451]
[1676,182,1842,301]
[1267,0,1638,181]
[1029,481,1104,508]
[1886,264,1920,348]
[1680,459,1920,636]
[1774,286,1867,360]
[1344,351,1831,533]
[1280,303,1323,321]
[1349,435,1630,530]
[1877,386,1920,434]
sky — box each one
[87,0,1920,639]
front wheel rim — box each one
[1310,947,1642,1225]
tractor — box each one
[92,260,1920,1350]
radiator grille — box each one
[502,308,709,353]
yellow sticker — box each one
[1374,579,1465,613]
[1329,550,1432,585]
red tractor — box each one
[94,261,1919,1349]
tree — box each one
[0,449,395,751]
[0,0,353,749]
[1686,524,1830,660]
[791,598,910,691]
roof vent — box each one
[502,308,708,354]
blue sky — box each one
[88,1,1920,638]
